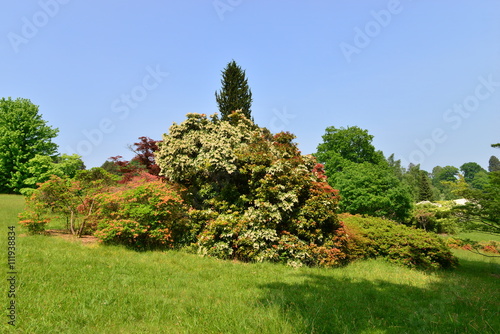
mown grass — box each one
[1,194,499,333]
[456,231,500,243]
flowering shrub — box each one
[93,174,189,249]
[157,112,348,267]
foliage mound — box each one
[156,112,349,267]
[340,213,458,270]
[411,202,458,234]
[93,173,190,249]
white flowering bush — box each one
[156,111,349,267]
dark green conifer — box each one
[215,60,253,121]
[418,171,433,201]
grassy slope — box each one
[1,194,499,333]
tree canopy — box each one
[452,171,500,234]
[460,162,486,185]
[0,97,59,193]
[315,126,384,174]
[315,125,412,222]
[21,154,85,194]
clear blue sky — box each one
[1,1,499,172]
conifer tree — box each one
[215,60,253,121]
[418,171,433,201]
[489,156,500,172]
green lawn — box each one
[456,231,500,243]
[1,194,499,333]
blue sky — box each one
[1,0,499,172]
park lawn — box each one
[1,194,499,333]
[456,231,500,243]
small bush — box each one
[18,196,51,234]
[18,211,49,234]
[411,203,458,234]
[341,213,458,270]
[93,175,190,249]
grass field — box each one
[1,194,499,333]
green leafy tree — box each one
[432,165,459,183]
[460,162,486,185]
[315,126,384,174]
[401,164,421,200]
[452,171,500,234]
[100,160,121,175]
[315,126,412,221]
[401,164,436,202]
[431,165,459,200]
[215,60,253,121]
[489,156,500,172]
[0,97,58,193]
[469,170,489,190]
[386,153,404,180]
[21,154,85,194]
[332,162,413,222]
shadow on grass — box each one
[258,261,500,334]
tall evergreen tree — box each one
[215,60,253,121]
[488,156,500,172]
[418,170,433,201]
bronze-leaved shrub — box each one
[93,173,190,249]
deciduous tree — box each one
[453,171,500,234]
[315,125,412,221]
[0,97,58,193]
[331,162,413,222]
[460,162,486,185]
[21,154,85,194]
[431,165,459,200]
[315,126,384,174]
[129,136,161,175]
